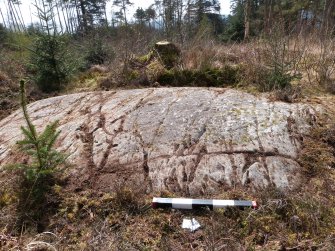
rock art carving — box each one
[0,88,318,195]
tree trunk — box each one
[176,0,183,44]
[78,0,88,32]
[8,0,20,31]
[263,0,268,33]
[55,1,64,33]
[0,7,7,28]
[13,1,25,31]
[244,0,251,40]
[322,0,335,34]
[122,0,128,27]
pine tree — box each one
[222,0,245,41]
[64,0,108,32]
[134,7,146,25]
[29,1,75,92]
[145,7,156,28]
[113,0,133,26]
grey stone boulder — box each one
[0,88,319,195]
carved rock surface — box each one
[0,88,318,194]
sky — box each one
[0,0,232,26]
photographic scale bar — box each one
[152,197,258,210]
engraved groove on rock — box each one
[77,93,114,187]
[106,89,156,131]
[98,117,125,170]
[94,150,298,170]
[92,90,158,188]
[134,126,152,192]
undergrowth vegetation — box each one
[2,179,335,250]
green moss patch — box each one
[157,65,240,87]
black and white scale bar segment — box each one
[152,198,258,210]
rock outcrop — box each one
[0,88,319,195]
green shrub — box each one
[28,33,75,92]
[256,23,303,92]
[257,68,298,92]
[0,23,7,44]
[10,80,66,230]
[266,69,293,90]
[157,65,240,87]
[84,36,114,67]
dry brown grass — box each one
[0,70,18,120]
[1,167,335,250]
[176,33,335,99]
[298,112,335,175]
